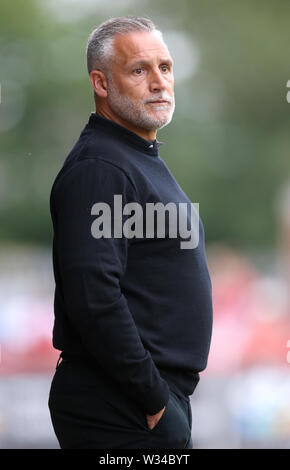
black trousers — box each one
[48,354,193,449]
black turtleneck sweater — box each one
[49,112,213,415]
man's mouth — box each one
[147,100,170,105]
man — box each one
[48,16,213,449]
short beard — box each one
[106,74,175,132]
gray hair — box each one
[86,15,163,75]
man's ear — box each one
[89,70,108,99]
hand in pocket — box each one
[146,405,166,430]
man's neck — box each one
[95,108,157,142]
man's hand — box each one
[146,405,166,430]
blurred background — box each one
[0,0,290,449]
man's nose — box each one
[149,68,166,92]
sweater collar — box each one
[87,112,163,157]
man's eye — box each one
[160,65,169,72]
[134,68,143,75]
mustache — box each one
[144,94,174,105]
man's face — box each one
[106,31,175,133]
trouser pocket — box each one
[145,389,191,448]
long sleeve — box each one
[51,157,170,415]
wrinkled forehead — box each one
[111,31,172,68]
